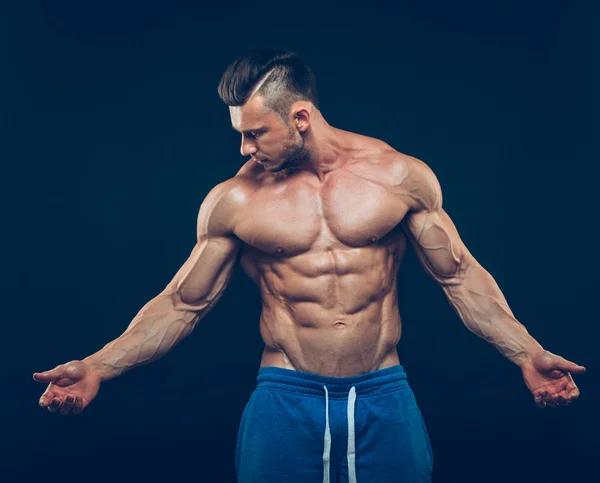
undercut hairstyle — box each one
[217,48,319,122]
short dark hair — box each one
[217,48,319,121]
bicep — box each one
[165,181,242,310]
[402,208,475,285]
[399,156,478,284]
[167,234,241,309]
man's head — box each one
[218,48,319,172]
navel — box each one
[333,320,346,329]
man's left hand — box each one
[521,350,586,408]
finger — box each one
[568,388,580,400]
[60,396,74,416]
[72,396,84,415]
[555,391,570,406]
[556,358,586,374]
[33,367,63,383]
[48,397,62,413]
[534,394,546,408]
[38,389,55,408]
[567,364,586,374]
[538,389,558,407]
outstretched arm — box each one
[34,180,243,414]
[82,180,243,381]
[399,156,585,408]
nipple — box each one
[275,246,284,254]
[369,235,378,243]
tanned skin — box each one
[34,94,585,415]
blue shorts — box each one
[235,365,433,482]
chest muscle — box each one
[233,173,409,256]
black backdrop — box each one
[5,1,599,482]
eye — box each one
[250,131,261,138]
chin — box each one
[267,162,289,173]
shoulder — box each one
[344,136,442,212]
[342,135,407,184]
[197,171,258,237]
[395,154,442,212]
[385,153,442,213]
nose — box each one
[240,135,258,157]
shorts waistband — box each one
[256,365,408,398]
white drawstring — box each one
[322,386,331,483]
[347,386,357,483]
[323,385,357,483]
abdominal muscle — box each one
[258,300,403,377]
[243,245,404,377]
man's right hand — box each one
[33,360,101,415]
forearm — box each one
[83,291,205,381]
[442,262,544,367]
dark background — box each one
[4,1,598,482]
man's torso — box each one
[225,131,421,376]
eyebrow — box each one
[231,125,265,134]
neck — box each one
[296,111,345,181]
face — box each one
[230,95,310,173]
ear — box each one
[291,102,311,133]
